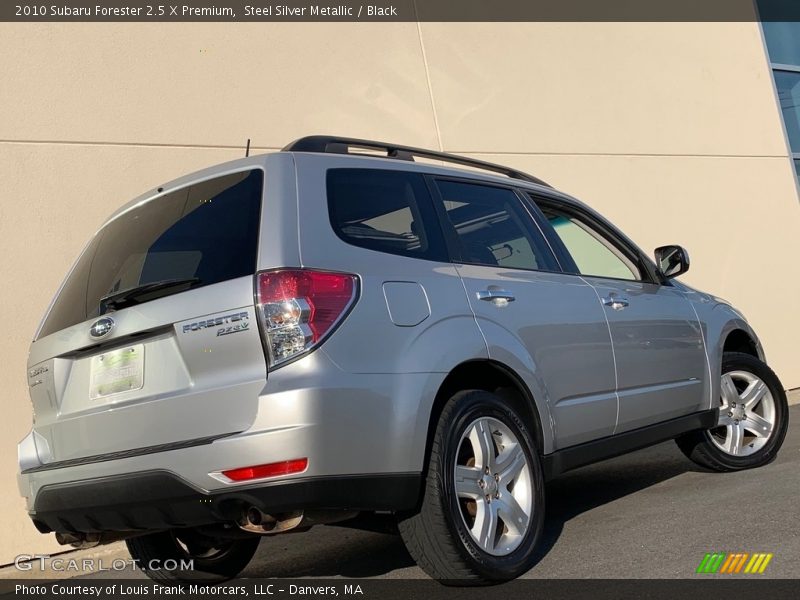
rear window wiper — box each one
[100,277,201,312]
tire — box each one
[398,390,545,584]
[126,529,260,584]
[676,352,789,472]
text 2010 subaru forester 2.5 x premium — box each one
[19,137,788,584]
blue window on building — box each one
[774,71,800,150]
[761,21,800,66]
[758,0,800,179]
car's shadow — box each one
[531,440,707,566]
[240,525,417,579]
[240,440,706,579]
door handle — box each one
[602,296,629,310]
[477,289,516,306]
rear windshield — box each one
[37,169,263,339]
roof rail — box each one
[282,136,550,187]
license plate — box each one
[89,344,145,400]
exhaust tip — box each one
[238,507,305,535]
[246,507,263,526]
[55,532,101,549]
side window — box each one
[327,169,447,262]
[433,180,557,271]
[540,206,641,281]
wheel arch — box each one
[706,316,766,410]
[722,328,761,359]
[421,360,548,480]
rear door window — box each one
[327,168,448,262]
[432,179,558,271]
[38,169,263,339]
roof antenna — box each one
[245,138,251,158]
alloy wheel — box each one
[710,370,776,456]
[454,417,533,556]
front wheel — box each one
[126,529,260,583]
[398,390,545,584]
[676,352,788,471]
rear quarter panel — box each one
[291,153,494,467]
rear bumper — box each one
[18,350,443,533]
[29,470,420,534]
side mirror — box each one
[654,245,690,279]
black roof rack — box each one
[282,136,550,187]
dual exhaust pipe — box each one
[55,531,137,549]
[239,507,305,534]
[56,507,358,547]
[238,507,358,535]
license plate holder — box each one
[89,344,145,400]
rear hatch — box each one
[26,168,268,465]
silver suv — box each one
[18,137,788,584]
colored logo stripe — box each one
[721,553,748,573]
[697,553,726,573]
[719,553,736,573]
[745,553,773,573]
[697,552,773,574]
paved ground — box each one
[4,396,799,580]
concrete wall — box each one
[1,16,798,564]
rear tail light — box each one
[255,269,357,368]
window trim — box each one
[426,175,562,274]
[527,193,665,286]
[771,63,800,74]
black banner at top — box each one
[3,0,800,22]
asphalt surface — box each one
[4,402,799,580]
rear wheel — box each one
[126,529,260,583]
[676,352,788,471]
[398,390,544,584]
